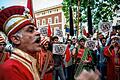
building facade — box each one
[35,4,66,36]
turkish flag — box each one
[47,24,52,37]
[65,45,71,62]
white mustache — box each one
[34,36,41,43]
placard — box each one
[53,44,67,55]
[86,40,96,50]
[54,29,63,37]
[39,27,48,36]
[99,22,112,33]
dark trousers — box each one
[66,65,75,80]
[97,63,107,80]
[53,65,66,80]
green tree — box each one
[62,0,120,32]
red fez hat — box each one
[111,35,120,40]
[40,37,49,45]
[0,6,35,38]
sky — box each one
[0,0,63,11]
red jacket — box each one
[0,48,40,80]
[0,59,33,80]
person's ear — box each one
[10,35,21,45]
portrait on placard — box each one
[54,29,63,37]
[39,27,48,36]
[99,22,112,33]
[53,44,67,55]
[86,40,96,50]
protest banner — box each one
[53,44,67,55]
[86,40,96,50]
[99,22,112,33]
[39,27,48,36]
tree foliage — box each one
[62,0,120,29]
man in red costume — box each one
[104,35,120,80]
[37,37,54,80]
[0,6,41,80]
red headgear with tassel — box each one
[0,6,36,39]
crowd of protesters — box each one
[0,5,120,80]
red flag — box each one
[65,45,71,62]
[47,24,52,37]
[83,28,88,37]
[27,0,33,17]
[27,0,36,25]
